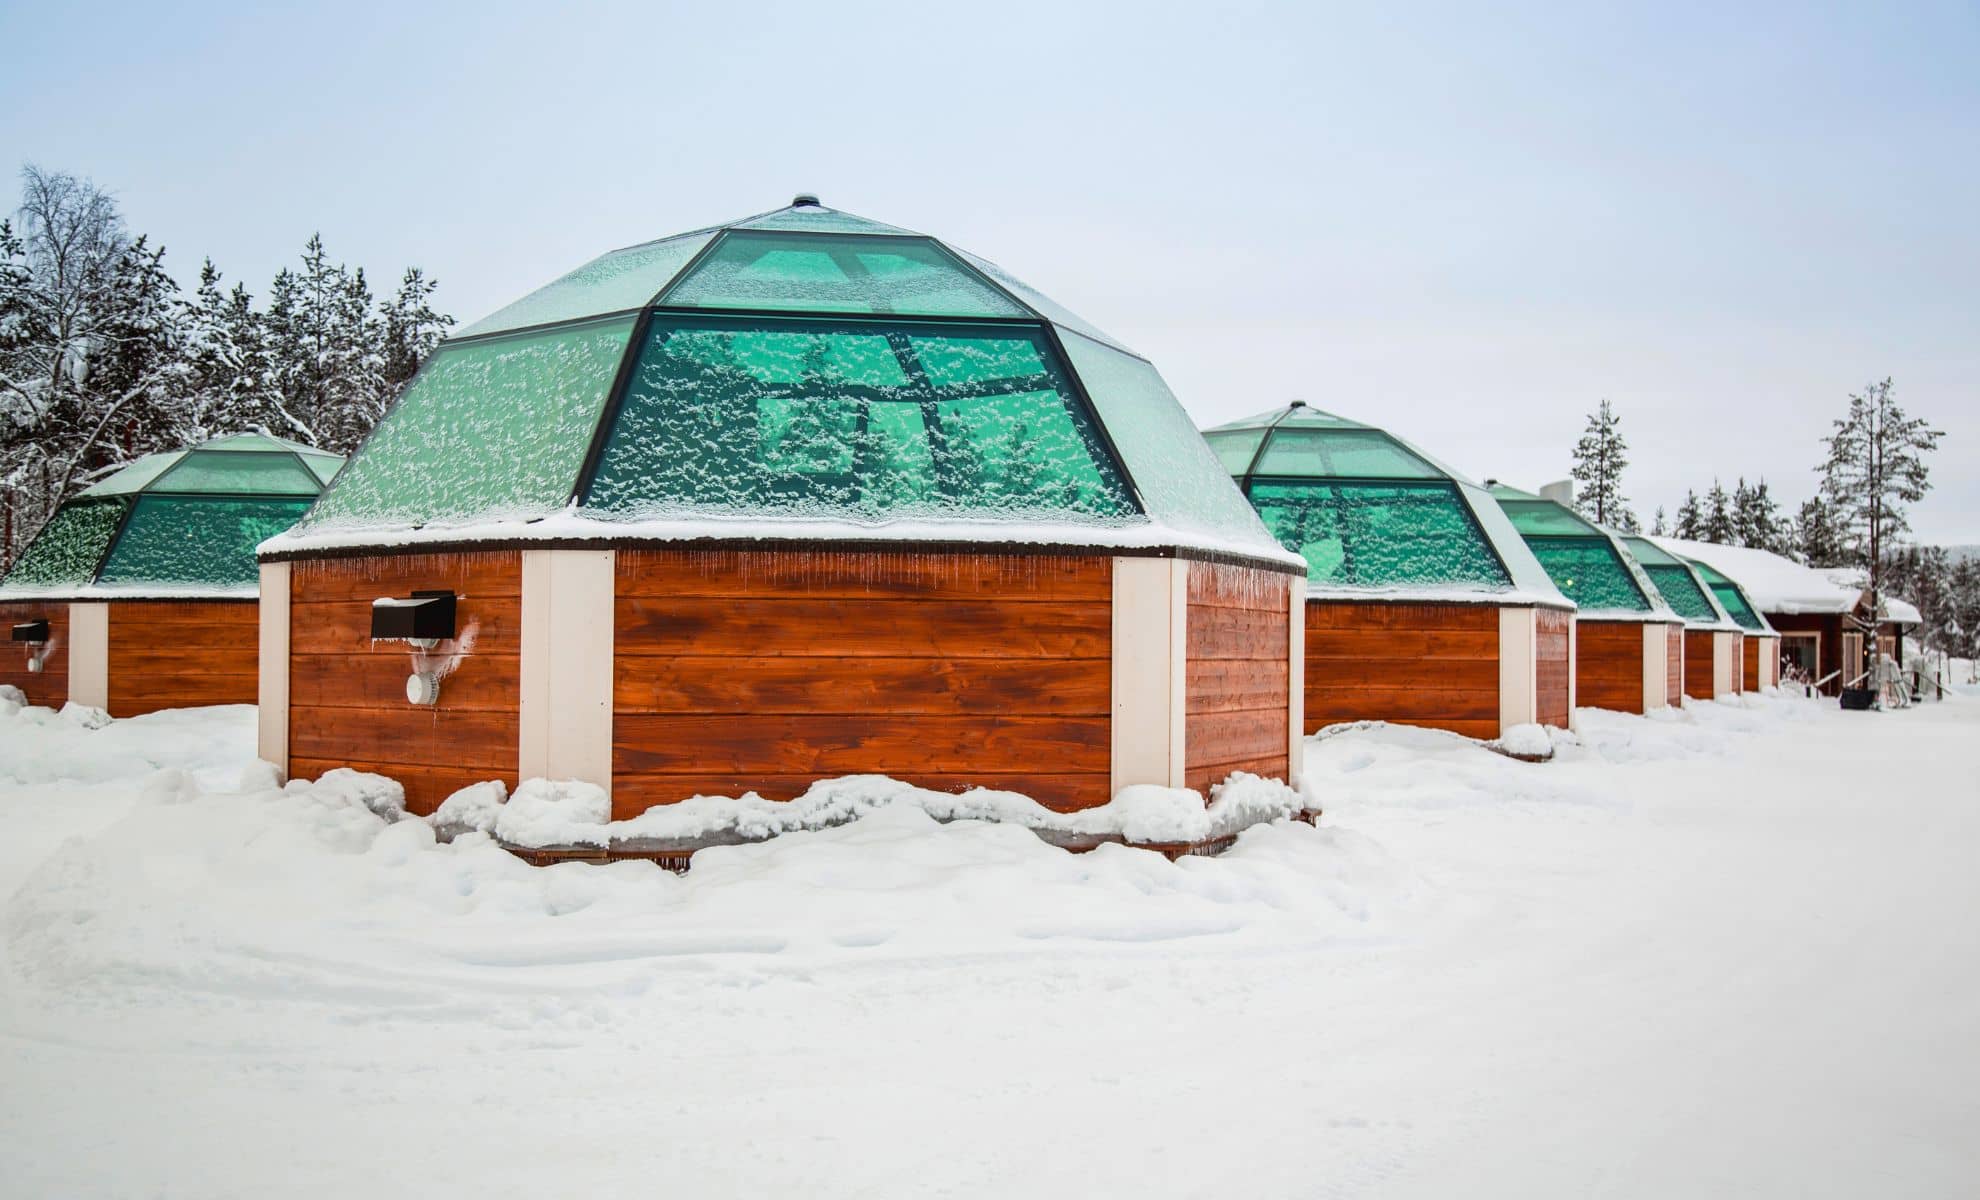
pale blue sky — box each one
[3,1,1974,540]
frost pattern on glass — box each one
[1643,564,1716,621]
[2,500,126,587]
[456,234,715,337]
[584,317,1135,523]
[1527,539,1651,612]
[1247,480,1511,590]
[100,496,313,587]
[660,233,1026,319]
[80,452,180,496]
[152,450,323,495]
[302,317,635,530]
[1499,499,1599,537]
[731,207,919,236]
[1202,429,1266,475]
[1707,583,1764,630]
[1056,332,1281,551]
[948,248,1136,355]
[1254,428,1440,480]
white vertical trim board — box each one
[66,602,109,710]
[1715,632,1737,697]
[1641,623,1666,712]
[1566,617,1578,730]
[1286,577,1305,787]
[257,562,292,770]
[1110,557,1188,795]
[519,550,617,793]
[1497,606,1536,734]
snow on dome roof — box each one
[1198,403,1569,606]
[1,433,343,600]
[1655,538,1918,626]
[1485,484,1677,621]
[267,200,1297,570]
[1618,535,1741,631]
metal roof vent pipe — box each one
[1540,480,1575,506]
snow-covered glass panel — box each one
[1499,499,1599,537]
[200,434,301,452]
[948,248,1136,356]
[660,233,1027,319]
[1706,582,1764,630]
[1,500,126,587]
[1056,332,1281,552]
[1202,429,1267,475]
[301,316,636,530]
[99,496,312,587]
[1643,564,1716,622]
[1527,538,1651,612]
[1247,480,1511,590]
[80,452,181,497]
[730,207,919,236]
[152,450,323,496]
[299,453,343,484]
[456,234,715,337]
[584,316,1135,523]
[1254,428,1441,480]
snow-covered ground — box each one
[1,691,1976,1198]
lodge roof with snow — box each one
[1617,535,1744,632]
[1486,484,1680,622]
[260,197,1297,570]
[1650,537,1919,627]
[1198,402,1568,605]
[0,433,342,601]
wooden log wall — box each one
[1743,636,1770,691]
[1572,620,1647,714]
[0,600,68,709]
[1683,629,1718,700]
[613,549,1113,819]
[1304,602,1500,740]
[1766,612,1835,692]
[1535,608,1573,728]
[1183,562,1293,795]
[1665,623,1685,707]
[105,600,258,717]
[286,551,523,815]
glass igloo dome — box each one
[1488,484,1678,619]
[274,197,1292,568]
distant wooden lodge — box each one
[1619,536,1746,700]
[255,198,1306,817]
[1653,539,1918,696]
[1488,484,1685,715]
[1201,403,1574,741]
[1,434,340,716]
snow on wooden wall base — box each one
[1574,619,1687,715]
[1302,600,1571,741]
[0,600,68,709]
[265,547,1301,818]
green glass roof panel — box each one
[1621,535,1684,567]
[730,206,919,236]
[1527,537,1652,612]
[1253,428,1442,480]
[584,315,1136,524]
[198,433,311,453]
[660,233,1026,318]
[299,315,636,530]
[1706,581,1764,629]
[79,451,183,497]
[947,247,1136,355]
[1499,498,1602,537]
[1643,563,1716,622]
[98,495,313,588]
[151,449,323,496]
[457,233,717,338]
[1247,479,1511,590]
[1202,429,1267,476]
[299,453,343,484]
[1056,331,1281,550]
[1,499,127,587]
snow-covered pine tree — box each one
[1570,399,1632,527]
[1792,496,1847,566]
[1673,490,1703,539]
[1819,378,1943,636]
[1650,506,1668,536]
[1701,481,1735,544]
[379,267,450,395]
[1731,478,1787,551]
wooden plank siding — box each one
[286,551,523,815]
[1743,636,1767,692]
[1574,620,1648,714]
[105,600,258,717]
[1183,562,1293,794]
[1683,630,1718,700]
[1304,601,1501,740]
[1666,623,1685,706]
[612,549,1113,819]
[1535,608,1572,729]
[0,600,68,709]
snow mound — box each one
[494,778,611,846]
[431,780,508,839]
[0,701,256,788]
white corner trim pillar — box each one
[1566,616,1578,731]
[519,549,616,794]
[66,602,109,710]
[257,562,291,769]
[1286,576,1305,786]
[1110,557,1188,795]
[1641,622,1667,712]
[1497,606,1537,734]
[1714,631,1737,697]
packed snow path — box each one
[0,693,1975,1198]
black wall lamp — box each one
[11,620,49,644]
[370,590,457,645]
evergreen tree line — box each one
[0,165,452,570]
